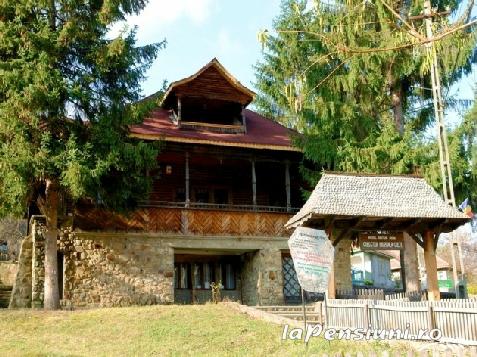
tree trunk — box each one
[391,84,404,135]
[43,179,60,310]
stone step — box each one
[256,305,315,312]
[0,288,11,308]
[271,311,322,317]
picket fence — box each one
[319,298,477,346]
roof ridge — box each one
[323,171,424,179]
[243,109,300,135]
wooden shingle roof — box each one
[286,172,469,233]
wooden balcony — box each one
[74,202,296,237]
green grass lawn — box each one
[0,304,410,356]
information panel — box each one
[288,227,334,293]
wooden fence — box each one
[323,298,477,346]
[336,289,428,301]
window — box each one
[174,263,190,289]
[174,259,237,290]
[203,263,212,289]
[222,263,236,290]
[193,263,203,289]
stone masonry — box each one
[9,234,32,308]
[31,216,45,308]
[59,230,174,307]
[241,248,284,305]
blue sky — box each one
[111,0,282,96]
[111,0,475,116]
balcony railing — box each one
[138,201,299,213]
[74,204,294,237]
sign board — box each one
[288,227,334,293]
[359,231,404,250]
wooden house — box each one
[11,59,305,308]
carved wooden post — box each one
[251,158,256,207]
[285,160,291,212]
[185,151,190,207]
[423,230,440,301]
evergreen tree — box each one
[0,0,164,309]
[255,0,476,198]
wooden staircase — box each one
[0,280,12,308]
[255,305,323,325]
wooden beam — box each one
[376,217,395,230]
[325,217,336,238]
[423,229,440,301]
[251,158,256,206]
[333,217,364,247]
[401,219,423,234]
[410,233,424,248]
[177,96,182,121]
[185,151,190,207]
[285,161,291,212]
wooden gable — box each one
[162,58,255,108]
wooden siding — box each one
[74,207,291,237]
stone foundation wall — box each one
[59,231,174,307]
[241,248,284,306]
[0,261,18,286]
[9,234,32,308]
[31,217,45,308]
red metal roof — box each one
[129,108,300,152]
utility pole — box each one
[423,0,455,207]
[415,0,465,297]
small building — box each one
[10,59,306,308]
[389,251,461,293]
[351,250,395,289]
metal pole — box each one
[301,287,308,343]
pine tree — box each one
[0,0,164,309]
[255,0,476,196]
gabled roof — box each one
[129,108,300,151]
[161,58,255,107]
[286,172,469,232]
[388,250,454,271]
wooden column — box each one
[177,96,182,121]
[423,230,440,301]
[285,161,291,212]
[251,159,256,206]
[327,265,336,299]
[399,251,407,292]
[185,152,190,207]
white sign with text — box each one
[288,227,334,293]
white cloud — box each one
[109,0,216,41]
